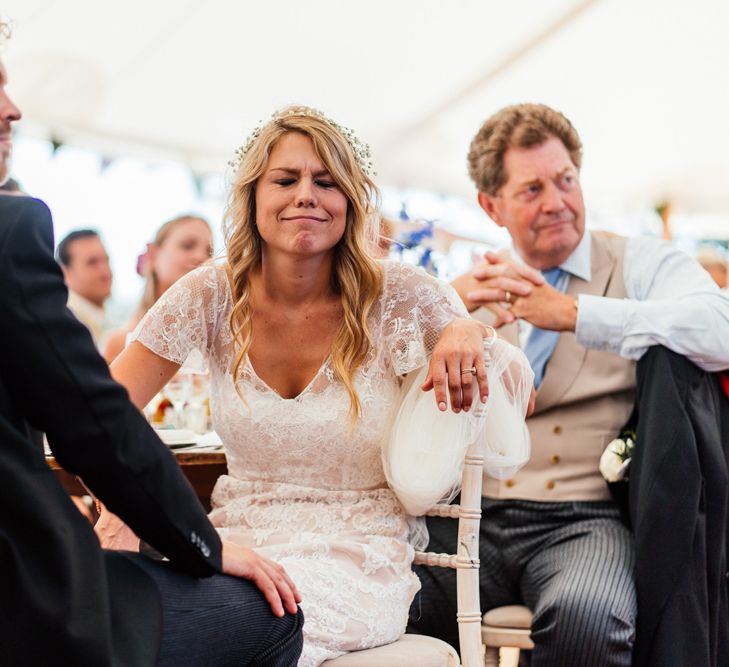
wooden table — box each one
[47,449,228,511]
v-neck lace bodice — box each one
[131,259,469,665]
[244,354,330,401]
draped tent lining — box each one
[3,0,729,236]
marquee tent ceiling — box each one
[3,0,729,233]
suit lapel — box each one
[535,235,619,413]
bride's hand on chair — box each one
[222,541,302,617]
[422,318,492,413]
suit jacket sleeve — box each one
[0,197,222,576]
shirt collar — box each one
[68,290,106,318]
[559,229,591,282]
[512,229,592,281]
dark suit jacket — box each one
[0,196,223,666]
[630,346,729,667]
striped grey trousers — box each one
[408,499,636,667]
[122,552,304,667]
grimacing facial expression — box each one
[153,219,213,291]
[62,236,113,306]
[478,135,586,270]
[0,61,22,186]
[254,132,348,258]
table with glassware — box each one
[46,445,227,512]
[47,370,227,509]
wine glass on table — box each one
[164,372,192,429]
[186,372,210,433]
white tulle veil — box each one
[382,333,533,549]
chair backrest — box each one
[413,442,484,667]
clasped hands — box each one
[452,251,578,332]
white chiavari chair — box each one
[322,441,485,667]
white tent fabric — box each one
[3,0,729,235]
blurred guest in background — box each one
[56,229,113,347]
[0,175,23,195]
[695,245,728,290]
[373,215,396,258]
[102,214,213,363]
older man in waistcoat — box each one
[408,103,729,666]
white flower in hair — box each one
[0,16,14,46]
[229,106,375,177]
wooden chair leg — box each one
[484,646,500,667]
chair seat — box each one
[482,605,533,629]
[482,605,534,652]
[321,633,459,666]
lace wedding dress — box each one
[132,259,530,666]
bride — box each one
[105,106,532,665]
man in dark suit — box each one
[0,31,303,667]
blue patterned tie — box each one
[524,267,564,389]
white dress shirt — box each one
[555,231,729,372]
[67,290,107,347]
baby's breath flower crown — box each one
[228,106,375,177]
[0,17,13,46]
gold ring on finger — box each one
[460,367,477,376]
[505,290,512,303]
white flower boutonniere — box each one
[599,431,636,483]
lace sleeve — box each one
[381,261,470,375]
[129,264,223,373]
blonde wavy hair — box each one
[224,106,383,421]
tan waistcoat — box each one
[479,233,636,501]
